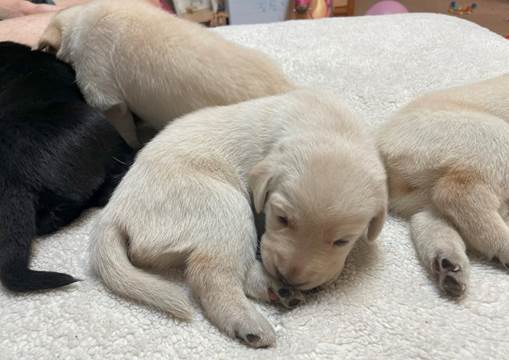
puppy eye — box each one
[333,239,349,247]
[277,216,289,227]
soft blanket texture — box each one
[2,13,509,360]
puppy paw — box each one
[433,254,468,298]
[268,281,305,309]
[230,312,276,348]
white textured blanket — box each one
[2,14,509,360]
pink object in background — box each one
[295,0,312,13]
[366,0,408,15]
[159,0,174,13]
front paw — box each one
[433,254,468,298]
[229,312,276,348]
[268,282,305,309]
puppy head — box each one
[250,137,387,290]
[36,5,84,59]
[36,0,162,58]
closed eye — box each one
[333,239,349,247]
[277,215,289,227]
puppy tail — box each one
[91,222,193,320]
[0,186,78,292]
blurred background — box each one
[356,0,509,36]
[165,0,509,37]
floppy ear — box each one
[364,207,387,243]
[35,23,62,53]
[249,160,273,214]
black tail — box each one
[0,185,78,292]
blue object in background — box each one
[228,0,289,25]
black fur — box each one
[0,42,135,292]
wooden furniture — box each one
[332,0,355,16]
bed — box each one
[2,13,509,359]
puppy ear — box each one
[249,160,273,214]
[364,207,386,243]
[35,23,62,53]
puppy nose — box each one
[275,265,303,286]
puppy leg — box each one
[74,66,140,149]
[410,209,470,297]
[244,261,304,309]
[104,104,140,149]
[432,174,509,267]
[181,182,276,346]
[186,252,276,348]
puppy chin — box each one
[295,274,333,291]
[300,275,340,294]
[297,265,345,290]
[319,267,345,288]
[294,281,317,291]
[321,275,341,288]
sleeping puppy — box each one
[0,42,134,292]
[90,89,387,347]
[36,0,294,148]
[377,74,509,298]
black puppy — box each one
[0,42,135,292]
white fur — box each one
[37,0,293,147]
[90,89,387,347]
[377,74,509,298]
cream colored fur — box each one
[377,74,509,298]
[90,89,387,347]
[37,0,294,147]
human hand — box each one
[0,0,59,19]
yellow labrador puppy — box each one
[90,89,387,347]
[377,74,509,298]
[37,0,293,147]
